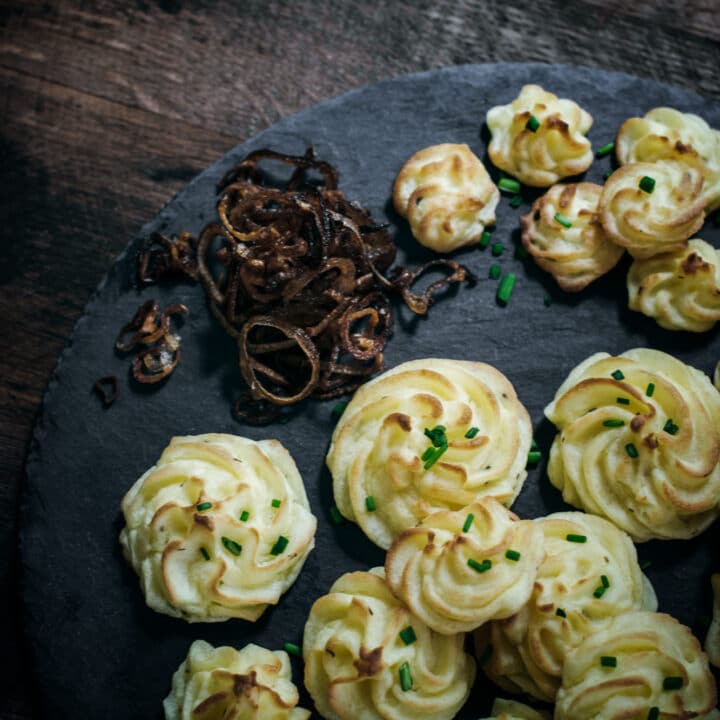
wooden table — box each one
[1,1,718,716]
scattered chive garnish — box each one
[199,547,210,561]
[424,425,447,447]
[601,574,610,588]
[625,443,639,458]
[714,211,720,227]
[240,510,250,522]
[284,642,301,657]
[515,245,529,259]
[603,419,625,427]
[332,401,348,418]
[491,242,504,257]
[509,194,523,208]
[221,537,242,556]
[664,419,679,435]
[543,293,552,307]
[639,175,656,193]
[506,549,521,561]
[554,213,573,228]
[421,447,435,462]
[617,397,630,405]
[196,502,212,512]
[271,498,282,508]
[479,231,491,249]
[468,558,492,573]
[556,608,566,618]
[662,676,683,691]
[611,369,625,380]
[526,114,540,132]
[600,655,617,667]
[330,506,344,525]
[477,644,493,665]
[463,513,474,533]
[648,708,660,720]
[566,534,587,543]
[527,450,542,465]
[596,142,615,157]
[365,496,377,512]
[646,382,655,397]
[604,169,613,180]
[399,626,417,645]
[465,427,480,439]
[399,662,413,691]
[270,536,289,555]
[423,445,447,470]
[640,560,652,571]
[499,177,521,194]
[531,439,538,450]
[593,585,607,599]
[489,263,501,280]
[497,274,517,305]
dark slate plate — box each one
[21,64,720,718]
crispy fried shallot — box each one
[93,375,119,408]
[136,231,198,286]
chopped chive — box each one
[617,397,630,405]
[365,496,377,512]
[603,419,625,427]
[463,513,474,533]
[499,177,521,194]
[515,245,529,260]
[489,263,501,280]
[399,662,413,691]
[332,401,349,418]
[531,439,538,450]
[639,175,656,194]
[330,506,344,525]
[527,450,542,466]
[611,369,625,380]
[479,230,491,249]
[556,608,567,618]
[601,574,610,588]
[646,382,655,397]
[604,169,613,180]
[663,419,679,435]
[491,242,504,257]
[509,194,523,208]
[554,213,573,228]
[465,427,480,439]
[625,443,639,458]
[284,642,301,657]
[662,676,683,691]
[423,444,448,470]
[399,626,417,645]
[526,114,540,132]
[497,274,517,305]
[421,446,435,462]
[566,534,587,543]
[196,501,212,512]
[596,142,615,157]
[468,558,492,573]
[543,293,552,307]
[240,510,250,522]
[270,535,289,555]
[477,644,493,665]
[714,211,720,227]
[221,537,243,556]
[600,655,617,667]
[593,585,607,598]
[505,549,521,561]
[424,425,447,447]
[199,547,210,561]
[271,498,282,508]
[648,708,660,720]
[640,560,652,571]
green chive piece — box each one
[617,397,630,405]
[506,549,521,562]
[477,644,493,665]
[714,211,720,227]
[596,142,615,157]
[424,425,447,447]
[601,574,610,588]
[332,401,349,418]
[240,510,250,522]
[399,662,413,691]
[270,536,289,556]
[509,194,523,208]
[556,608,567,618]
[639,175,656,193]
[648,708,660,720]
[330,506,344,525]
[515,245,529,260]
[421,446,435,462]
[611,369,625,380]
[284,642,301,657]
[465,427,480,439]
[527,450,542,466]
[543,293,552,307]
[646,382,655,397]
[625,443,639,458]
[399,626,417,645]
[593,585,607,599]
[531,439,538,450]
[497,274,517,305]
[423,444,448,470]
[489,263,501,280]
[604,169,613,180]
[664,419,679,435]
[199,547,210,561]
[640,560,652,571]
[526,114,540,132]
[663,676,683,691]
[196,501,212,512]
[463,513,474,533]
[600,655,617,667]
[499,177,521,194]
[365,496,377,512]
[566,534,587,543]
[554,212,573,229]
[468,558,492,573]
[479,230,491,249]
[491,242,504,257]
[271,498,282,508]
[603,419,625,427]
[221,537,242,556]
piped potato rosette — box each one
[545,349,720,541]
[555,611,717,720]
[327,358,532,549]
[476,511,656,703]
[627,238,720,332]
[615,106,720,211]
[302,568,475,720]
[163,640,310,720]
[519,182,624,291]
[385,499,544,634]
[599,160,707,259]
[486,84,593,187]
[120,433,317,622]
[392,143,499,253]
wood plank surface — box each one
[1,1,718,717]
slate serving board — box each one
[21,63,720,718]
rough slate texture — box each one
[20,64,720,719]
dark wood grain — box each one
[1,1,718,717]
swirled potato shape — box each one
[120,433,317,622]
[519,182,624,291]
[627,238,720,332]
[392,144,499,252]
[599,160,707,258]
[616,107,720,212]
[385,498,544,634]
[303,567,475,720]
[545,349,720,541]
[486,84,593,187]
[163,640,310,720]
[479,699,550,720]
[555,611,717,720]
[327,358,532,549]
[706,574,720,669]
[476,511,656,702]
